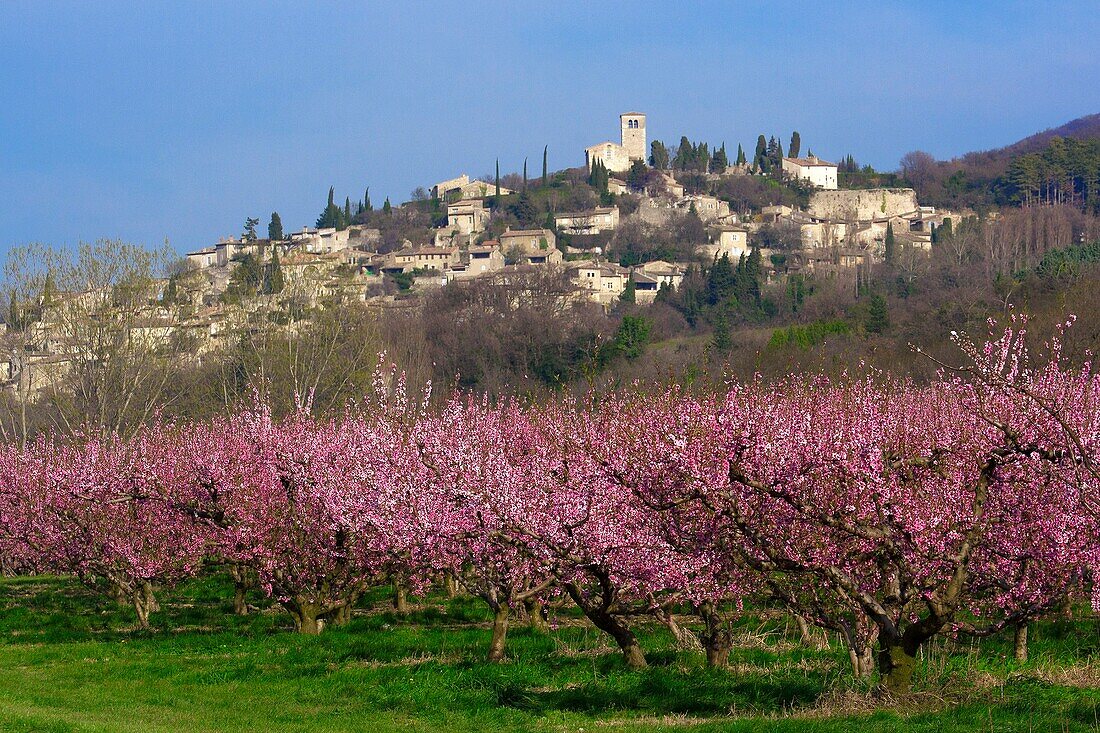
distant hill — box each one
[959,113,1100,167]
[906,113,1100,211]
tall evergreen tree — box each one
[711,143,729,170]
[494,159,501,204]
[268,211,284,241]
[885,222,897,265]
[382,197,392,215]
[789,131,801,159]
[753,135,768,171]
[711,308,732,351]
[266,246,285,295]
[364,187,373,211]
[522,157,528,191]
[542,145,548,187]
[649,140,670,170]
[344,197,352,224]
[620,276,636,304]
[736,143,746,166]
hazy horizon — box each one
[1,0,1097,255]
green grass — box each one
[2,575,1100,731]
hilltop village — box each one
[181,112,953,309]
[0,111,1000,403]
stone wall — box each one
[808,188,919,221]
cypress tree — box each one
[523,157,528,191]
[620,276,636,304]
[383,197,392,215]
[267,246,285,294]
[754,135,767,171]
[542,145,548,187]
[736,143,746,166]
[364,187,373,211]
[495,159,501,201]
[789,131,801,159]
[268,211,283,241]
[885,222,897,265]
[711,309,732,352]
[344,197,351,226]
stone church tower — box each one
[620,112,646,162]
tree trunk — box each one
[112,581,128,607]
[524,599,549,633]
[142,582,160,614]
[289,601,323,635]
[443,572,458,599]
[878,643,917,695]
[487,604,511,662]
[850,645,874,678]
[131,584,159,630]
[1013,623,1028,662]
[793,614,812,646]
[697,603,731,668]
[233,583,248,616]
[565,583,647,669]
[393,580,409,613]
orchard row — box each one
[2,319,1098,694]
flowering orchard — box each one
[1,320,1099,694]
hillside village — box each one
[0,110,1071,405]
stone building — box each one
[584,112,646,173]
[554,207,620,235]
[446,199,489,234]
[499,228,558,262]
[781,156,839,189]
[432,174,512,201]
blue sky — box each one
[1,1,1096,255]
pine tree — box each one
[865,294,889,334]
[317,186,342,228]
[789,131,801,159]
[268,212,283,241]
[243,217,260,241]
[542,145,548,187]
[885,222,897,265]
[674,136,693,170]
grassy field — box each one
[2,575,1100,731]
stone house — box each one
[446,199,490,235]
[570,261,629,304]
[701,225,751,260]
[186,247,217,270]
[679,195,731,222]
[553,207,620,235]
[432,173,512,201]
[781,156,839,189]
[499,228,559,265]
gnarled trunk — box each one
[524,599,549,633]
[697,602,731,668]
[878,642,917,695]
[287,598,324,635]
[487,604,511,662]
[131,583,158,630]
[793,614,813,646]
[565,582,647,669]
[850,644,875,678]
